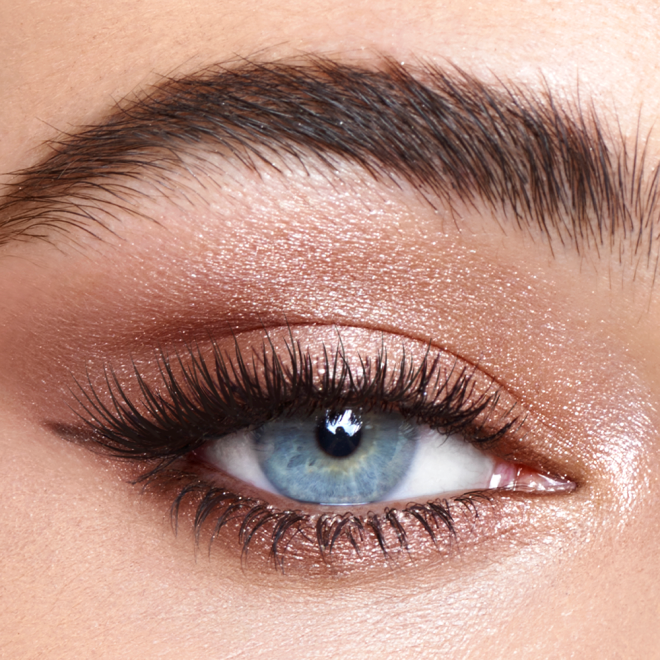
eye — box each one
[71,327,575,570]
[206,410,562,506]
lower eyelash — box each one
[139,464,493,571]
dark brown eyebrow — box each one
[0,57,658,263]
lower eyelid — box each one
[137,457,572,577]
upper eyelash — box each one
[73,333,518,463]
[69,333,520,568]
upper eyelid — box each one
[0,56,657,268]
[67,329,522,461]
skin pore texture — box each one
[3,0,660,658]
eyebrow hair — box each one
[0,57,658,263]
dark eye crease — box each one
[0,56,658,266]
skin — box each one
[2,0,660,658]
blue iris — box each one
[254,409,417,504]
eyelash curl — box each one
[72,331,521,571]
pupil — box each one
[316,410,363,458]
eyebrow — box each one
[0,57,658,262]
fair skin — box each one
[2,1,660,658]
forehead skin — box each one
[2,1,660,659]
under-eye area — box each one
[60,327,576,572]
